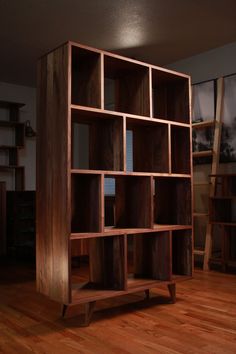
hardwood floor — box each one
[1,262,236,353]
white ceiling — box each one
[1,0,236,87]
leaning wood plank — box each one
[204,78,224,271]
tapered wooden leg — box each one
[144,289,150,300]
[168,283,176,303]
[62,304,68,318]
[84,301,96,326]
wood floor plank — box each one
[1,265,236,353]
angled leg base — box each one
[168,283,176,303]
[144,289,150,300]
[84,301,96,326]
[62,304,68,318]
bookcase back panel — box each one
[130,232,171,281]
[172,229,192,276]
[71,109,124,171]
[154,177,192,225]
[152,69,190,123]
[127,118,169,173]
[104,56,150,116]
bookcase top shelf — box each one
[68,40,190,80]
[70,224,192,240]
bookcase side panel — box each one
[36,43,71,304]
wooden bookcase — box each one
[37,41,193,324]
[7,191,35,257]
[0,101,25,191]
[209,174,236,271]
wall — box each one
[167,41,236,84]
[0,82,36,190]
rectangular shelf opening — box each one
[0,147,18,166]
[210,197,236,224]
[126,118,169,172]
[152,69,189,123]
[172,229,192,276]
[71,235,126,295]
[0,123,24,148]
[127,233,171,287]
[154,177,192,226]
[71,46,101,108]
[71,109,124,171]
[104,56,150,116]
[171,126,190,174]
[71,174,102,233]
[215,175,236,197]
[104,175,152,229]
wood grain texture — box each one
[172,229,192,276]
[2,264,236,354]
[152,69,190,123]
[71,109,123,171]
[134,232,171,281]
[37,40,192,311]
[115,176,152,228]
[171,126,190,174]
[154,177,192,226]
[127,119,169,173]
[89,236,126,290]
[71,46,101,108]
[71,174,102,232]
[104,55,150,116]
[36,43,70,303]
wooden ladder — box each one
[192,77,224,271]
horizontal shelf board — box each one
[70,104,191,128]
[192,150,213,158]
[0,165,24,170]
[0,101,25,108]
[211,196,236,199]
[70,275,190,305]
[192,120,215,129]
[194,249,205,256]
[193,213,208,217]
[0,145,23,149]
[153,224,192,231]
[209,257,223,264]
[0,120,24,127]
[71,169,191,178]
[193,182,210,186]
[209,174,236,177]
[210,222,236,226]
[70,225,192,240]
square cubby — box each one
[104,55,150,116]
[126,118,169,172]
[71,235,126,296]
[71,109,124,171]
[104,175,152,229]
[172,229,192,277]
[171,125,190,174]
[154,177,192,226]
[127,232,171,287]
[71,173,102,233]
[71,46,101,108]
[152,69,190,123]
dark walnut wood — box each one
[37,41,193,323]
